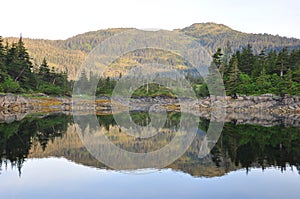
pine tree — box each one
[226,55,240,97]
[206,62,225,96]
[0,36,7,83]
[255,67,271,94]
[38,58,51,82]
[265,49,277,75]
[276,47,289,77]
[0,36,4,63]
[212,48,225,78]
[75,69,91,95]
[278,69,298,95]
[252,47,267,77]
[223,40,232,66]
[238,44,254,75]
[5,37,36,90]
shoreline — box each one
[0,93,299,126]
[1,93,300,114]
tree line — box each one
[76,42,300,98]
[0,36,71,95]
[1,35,299,97]
[207,43,300,97]
[0,113,72,176]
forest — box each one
[207,43,300,97]
[77,43,300,98]
[0,36,71,95]
[1,34,300,97]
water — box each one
[0,112,300,198]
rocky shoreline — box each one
[0,93,300,126]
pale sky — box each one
[1,0,300,40]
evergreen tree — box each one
[255,67,272,94]
[5,37,36,91]
[223,41,232,66]
[0,36,4,63]
[238,73,254,95]
[206,62,225,96]
[75,69,91,95]
[0,36,71,95]
[212,48,225,78]
[0,36,8,83]
[265,49,277,75]
[276,47,289,77]
[38,58,51,82]
[253,47,267,77]
[289,49,300,70]
[238,44,254,75]
[226,55,240,97]
[278,69,298,95]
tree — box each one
[238,44,254,75]
[0,36,8,83]
[0,36,71,95]
[255,68,272,94]
[278,69,298,96]
[206,62,225,96]
[75,69,91,95]
[276,47,289,77]
[265,49,277,75]
[0,36,4,64]
[5,37,36,91]
[223,40,232,66]
[252,47,267,77]
[226,55,240,97]
[212,48,225,78]
[38,58,51,87]
[238,73,254,95]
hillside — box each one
[4,23,300,79]
[179,23,300,54]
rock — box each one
[0,94,32,113]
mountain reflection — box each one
[0,112,300,177]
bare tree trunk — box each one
[15,67,25,81]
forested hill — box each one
[4,23,300,79]
[179,23,300,54]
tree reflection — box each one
[0,113,72,176]
[1,112,300,177]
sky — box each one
[1,0,300,40]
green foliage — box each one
[0,114,73,174]
[0,36,71,95]
[1,77,20,93]
[209,44,300,97]
[131,83,175,98]
[38,83,62,95]
[2,31,300,97]
[226,55,240,96]
[214,123,300,170]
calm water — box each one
[1,113,300,199]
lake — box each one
[0,112,300,199]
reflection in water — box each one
[0,112,300,177]
[0,113,72,176]
[2,157,299,199]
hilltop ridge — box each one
[4,23,300,79]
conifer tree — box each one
[226,55,240,97]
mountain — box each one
[4,23,300,79]
[179,23,300,54]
